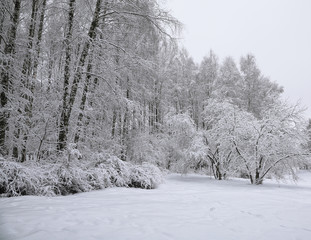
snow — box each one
[1,172,311,240]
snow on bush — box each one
[0,161,42,197]
[129,163,164,189]
[163,113,198,171]
[0,153,164,197]
[52,164,93,195]
[90,154,163,189]
[91,154,131,187]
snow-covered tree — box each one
[239,54,283,118]
[202,99,308,184]
[198,50,219,99]
[215,57,241,102]
[202,100,246,179]
[163,113,196,171]
[236,102,308,184]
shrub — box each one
[94,155,132,187]
[52,164,93,195]
[0,153,164,197]
[129,163,164,189]
[0,161,43,197]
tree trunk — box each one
[254,156,263,184]
[214,162,222,180]
[111,111,117,138]
[57,0,76,151]
[20,0,40,162]
[74,57,93,144]
[0,0,21,155]
[0,5,5,48]
[47,43,56,92]
[249,174,254,184]
[255,168,263,185]
[33,0,47,79]
[121,76,131,160]
[22,0,39,80]
[58,0,102,151]
[75,0,108,144]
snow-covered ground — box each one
[1,172,311,240]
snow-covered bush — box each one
[129,163,164,189]
[92,155,131,187]
[163,113,198,171]
[0,153,164,197]
[165,113,196,149]
[162,113,212,174]
[0,161,42,197]
[91,154,164,189]
[52,164,93,195]
[182,133,210,173]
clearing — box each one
[1,172,311,240]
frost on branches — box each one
[0,153,164,197]
[202,100,309,184]
[0,0,310,198]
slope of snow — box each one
[1,172,311,240]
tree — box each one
[163,113,197,171]
[166,48,197,115]
[57,0,76,151]
[197,50,219,129]
[58,0,102,151]
[0,0,21,155]
[234,102,308,184]
[198,50,219,99]
[0,0,308,190]
[239,54,283,118]
[215,57,241,101]
[202,100,241,180]
[202,99,308,184]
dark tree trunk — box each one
[149,102,154,133]
[58,0,102,151]
[74,57,93,144]
[0,5,5,48]
[255,171,263,185]
[0,0,21,155]
[111,111,117,138]
[22,0,39,80]
[250,176,254,184]
[254,157,263,184]
[75,0,108,144]
[214,162,222,180]
[33,0,47,79]
[67,0,102,111]
[121,76,130,160]
[57,0,76,151]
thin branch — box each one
[261,153,309,180]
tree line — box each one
[0,0,309,191]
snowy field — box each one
[1,172,311,240]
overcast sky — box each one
[164,0,311,118]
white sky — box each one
[164,0,311,118]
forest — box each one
[0,0,310,197]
